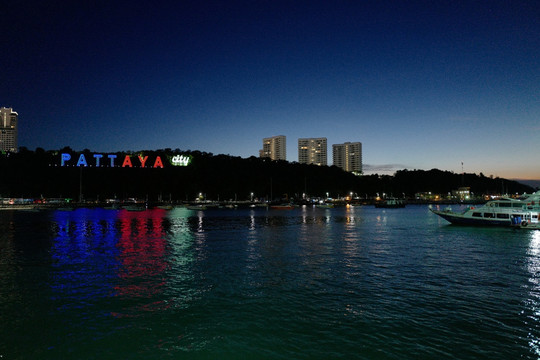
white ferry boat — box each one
[431,191,540,227]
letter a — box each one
[77,154,88,167]
[153,156,164,168]
[138,155,148,168]
[122,155,133,168]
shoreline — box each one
[0,199,485,211]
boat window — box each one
[484,213,495,218]
[533,215,538,220]
[498,203,512,208]
[472,212,482,217]
[496,213,510,219]
[513,203,524,208]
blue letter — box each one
[93,154,103,167]
[61,153,71,166]
[76,154,88,167]
[108,154,117,167]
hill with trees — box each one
[0,148,535,202]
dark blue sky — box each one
[2,0,539,178]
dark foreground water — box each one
[1,205,540,359]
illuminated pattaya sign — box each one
[59,153,190,168]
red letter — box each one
[122,155,133,168]
[138,155,148,168]
[153,156,164,168]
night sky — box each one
[2,1,539,179]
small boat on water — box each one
[375,198,405,208]
[316,203,334,209]
[270,204,295,210]
[187,205,207,210]
[123,205,146,211]
[156,205,173,210]
[517,221,540,230]
[19,207,40,212]
[431,190,540,227]
[104,204,120,210]
[508,210,540,229]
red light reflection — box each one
[114,209,168,300]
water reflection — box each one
[526,230,540,356]
[0,213,19,308]
[115,210,168,301]
[164,209,205,310]
[50,209,121,309]
[49,209,171,316]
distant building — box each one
[0,107,19,153]
[298,137,327,166]
[332,142,362,174]
[260,135,286,161]
[452,187,471,200]
[415,192,442,201]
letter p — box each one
[61,153,71,166]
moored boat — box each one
[316,203,334,209]
[123,205,146,211]
[187,205,207,210]
[156,205,173,210]
[375,198,405,208]
[270,204,295,210]
[431,191,540,227]
[517,221,540,230]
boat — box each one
[156,205,173,210]
[103,204,120,210]
[516,220,540,230]
[431,191,540,227]
[123,205,146,211]
[187,205,207,210]
[316,203,334,209]
[270,204,295,210]
[375,198,405,208]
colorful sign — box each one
[59,153,190,168]
[171,154,192,166]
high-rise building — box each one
[260,135,286,161]
[332,142,362,174]
[0,107,19,153]
[298,137,327,166]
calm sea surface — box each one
[1,205,540,359]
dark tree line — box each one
[0,148,534,201]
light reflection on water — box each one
[2,206,540,358]
[526,230,540,356]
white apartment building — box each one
[260,135,286,161]
[332,142,362,174]
[0,107,19,153]
[298,137,327,166]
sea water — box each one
[1,205,539,359]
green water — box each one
[1,205,539,359]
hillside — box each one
[0,148,534,201]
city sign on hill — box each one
[59,152,192,168]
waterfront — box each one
[1,205,539,359]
